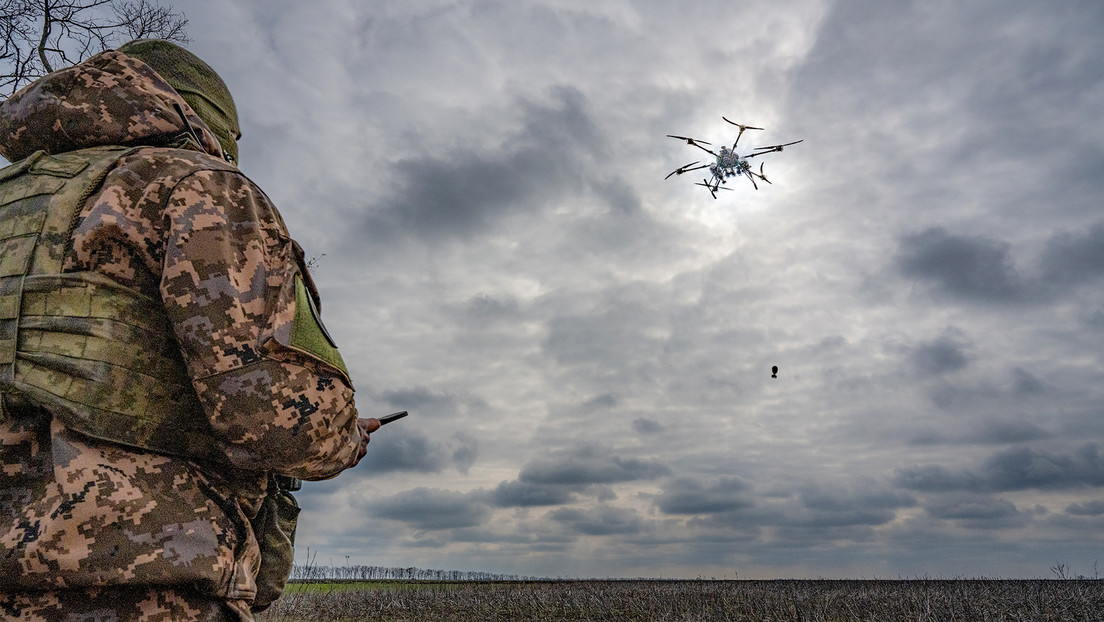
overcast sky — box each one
[161,0,1104,578]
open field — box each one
[258,578,1104,621]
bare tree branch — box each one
[115,0,187,41]
[0,0,39,93]
[1,0,188,97]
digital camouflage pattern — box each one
[0,50,363,620]
[0,50,226,164]
[1,585,238,621]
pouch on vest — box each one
[0,145,227,464]
[251,473,302,612]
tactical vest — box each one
[0,145,227,465]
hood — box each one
[0,49,225,163]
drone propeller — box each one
[665,161,708,180]
[756,162,772,185]
[694,180,718,200]
[721,117,764,132]
[721,118,764,148]
[667,134,717,156]
[765,139,804,149]
[695,178,732,200]
[667,134,711,146]
[749,139,804,156]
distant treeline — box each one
[289,563,538,582]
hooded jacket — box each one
[0,50,362,610]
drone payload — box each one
[666,116,802,199]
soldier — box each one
[0,40,379,620]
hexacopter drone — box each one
[666,116,802,199]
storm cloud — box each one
[370,488,491,531]
[896,443,1104,493]
[655,477,754,516]
[896,228,1030,304]
[367,86,603,241]
[518,445,670,486]
[355,429,478,475]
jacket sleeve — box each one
[159,168,362,479]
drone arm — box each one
[692,143,717,156]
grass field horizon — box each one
[259,576,1104,621]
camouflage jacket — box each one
[0,50,362,604]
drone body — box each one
[666,117,802,199]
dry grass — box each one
[258,578,1104,621]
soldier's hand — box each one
[352,417,381,466]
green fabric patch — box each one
[290,274,349,379]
